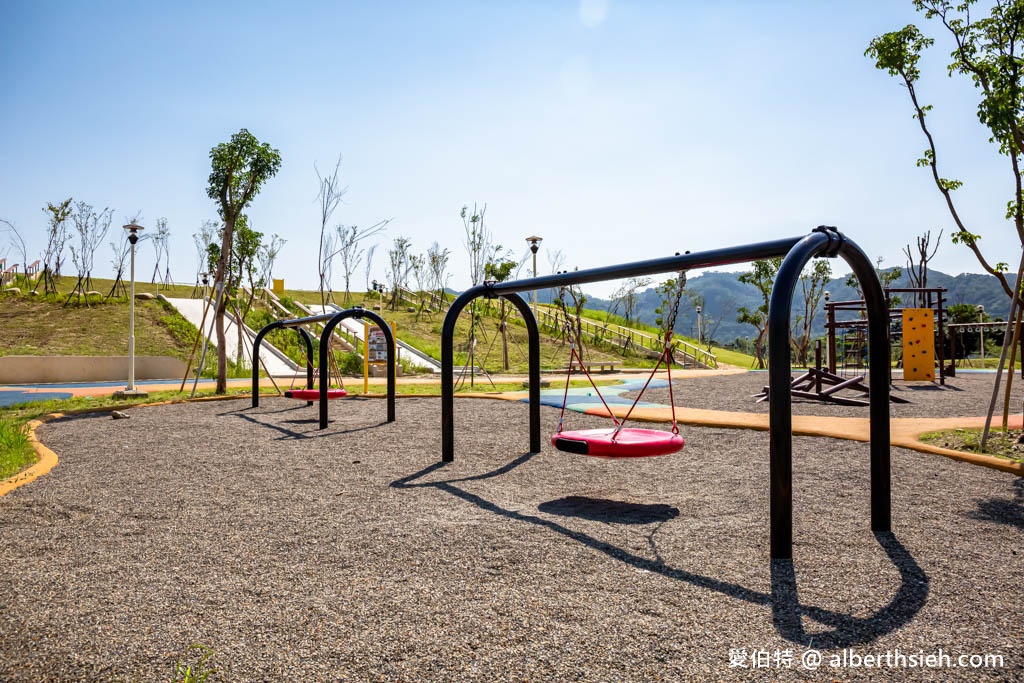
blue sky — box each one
[0,1,1016,298]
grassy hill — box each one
[3,279,731,378]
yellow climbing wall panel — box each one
[902,308,935,382]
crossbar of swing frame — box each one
[440,226,892,562]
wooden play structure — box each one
[825,286,949,385]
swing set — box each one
[441,227,894,563]
[252,306,397,429]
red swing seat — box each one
[284,388,347,400]
[552,428,684,458]
[552,329,684,459]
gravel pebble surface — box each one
[1,376,1022,681]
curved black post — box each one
[252,321,316,407]
[768,229,838,559]
[836,237,892,534]
[320,308,396,429]
[500,292,542,453]
[296,327,316,406]
[768,227,891,559]
[441,285,488,461]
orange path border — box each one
[4,389,1021,498]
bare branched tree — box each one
[609,276,652,322]
[320,230,337,305]
[1,219,30,288]
[386,236,413,310]
[546,248,566,305]
[149,217,171,287]
[903,228,943,305]
[363,244,378,293]
[410,252,429,319]
[67,201,113,304]
[316,157,347,307]
[193,219,219,283]
[258,234,286,291]
[427,242,451,309]
[336,220,389,303]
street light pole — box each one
[115,223,147,398]
[978,304,986,366]
[526,236,543,307]
[695,305,703,345]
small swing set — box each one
[551,323,684,458]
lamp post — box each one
[115,223,147,398]
[978,304,986,366]
[526,235,542,306]
[695,305,703,345]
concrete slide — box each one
[161,297,297,377]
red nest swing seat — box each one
[283,388,347,400]
[551,331,684,459]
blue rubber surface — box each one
[0,391,74,407]
[523,378,670,412]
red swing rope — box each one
[556,327,680,438]
[615,330,680,436]
[556,339,621,434]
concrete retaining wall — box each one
[0,356,187,384]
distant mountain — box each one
[565,268,1014,345]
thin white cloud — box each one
[579,0,610,28]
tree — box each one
[363,244,377,292]
[792,259,833,366]
[149,217,171,288]
[654,272,687,365]
[0,219,30,288]
[409,252,429,319]
[258,233,286,291]
[385,236,412,310]
[555,277,588,363]
[336,221,389,303]
[867,2,1024,299]
[67,200,113,304]
[610,277,652,323]
[461,204,494,381]
[903,228,943,304]
[426,242,451,310]
[845,257,903,306]
[38,198,72,294]
[207,128,281,393]
[484,256,520,370]
[234,218,263,319]
[194,219,219,280]
[315,157,346,307]
[736,258,782,369]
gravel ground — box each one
[1,380,1022,681]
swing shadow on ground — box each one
[966,477,1024,530]
[391,454,929,649]
[223,399,391,440]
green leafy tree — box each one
[654,272,687,364]
[736,258,782,369]
[867,1,1024,299]
[207,129,281,393]
[38,198,72,294]
[845,257,903,307]
[485,257,520,370]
